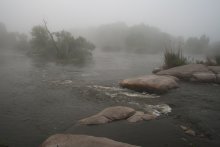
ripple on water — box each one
[88,85,160,99]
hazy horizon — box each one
[1,0,220,42]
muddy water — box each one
[0,49,220,147]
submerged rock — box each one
[120,75,179,93]
[79,106,135,125]
[40,134,139,147]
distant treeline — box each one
[75,22,219,55]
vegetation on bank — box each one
[163,47,220,69]
[163,48,188,69]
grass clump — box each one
[163,48,188,69]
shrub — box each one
[163,48,188,69]
[30,25,95,62]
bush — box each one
[163,49,188,69]
[30,25,95,62]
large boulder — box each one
[120,75,179,93]
[79,106,136,125]
[156,64,220,83]
[40,134,139,147]
[157,64,210,80]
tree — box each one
[30,22,95,62]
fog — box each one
[1,1,220,147]
[1,0,220,41]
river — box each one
[0,49,220,147]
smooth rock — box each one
[191,72,216,82]
[185,129,196,136]
[120,75,179,93]
[157,64,210,80]
[40,134,139,147]
[142,114,157,121]
[127,111,145,123]
[79,115,110,125]
[99,106,136,120]
[79,106,136,125]
[208,66,220,74]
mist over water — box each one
[0,0,220,147]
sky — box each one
[0,0,220,41]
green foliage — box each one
[164,48,188,69]
[30,25,95,62]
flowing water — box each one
[0,49,220,147]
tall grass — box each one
[164,49,188,69]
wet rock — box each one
[79,106,135,125]
[180,125,188,131]
[180,125,196,136]
[79,115,111,125]
[99,106,136,120]
[127,111,157,123]
[142,114,157,121]
[120,75,179,93]
[157,64,210,80]
[209,66,220,83]
[191,72,216,82]
[157,64,220,83]
[185,129,196,136]
[152,67,163,74]
[208,66,220,74]
[40,134,139,147]
[127,111,145,123]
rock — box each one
[127,111,145,123]
[79,115,111,125]
[180,125,188,131]
[180,125,196,136]
[120,75,179,93]
[157,64,210,80]
[208,66,220,74]
[209,66,220,83]
[99,106,135,120]
[127,111,157,123]
[185,129,196,136]
[79,106,136,125]
[152,67,163,74]
[142,114,157,121]
[40,134,139,147]
[191,72,216,82]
